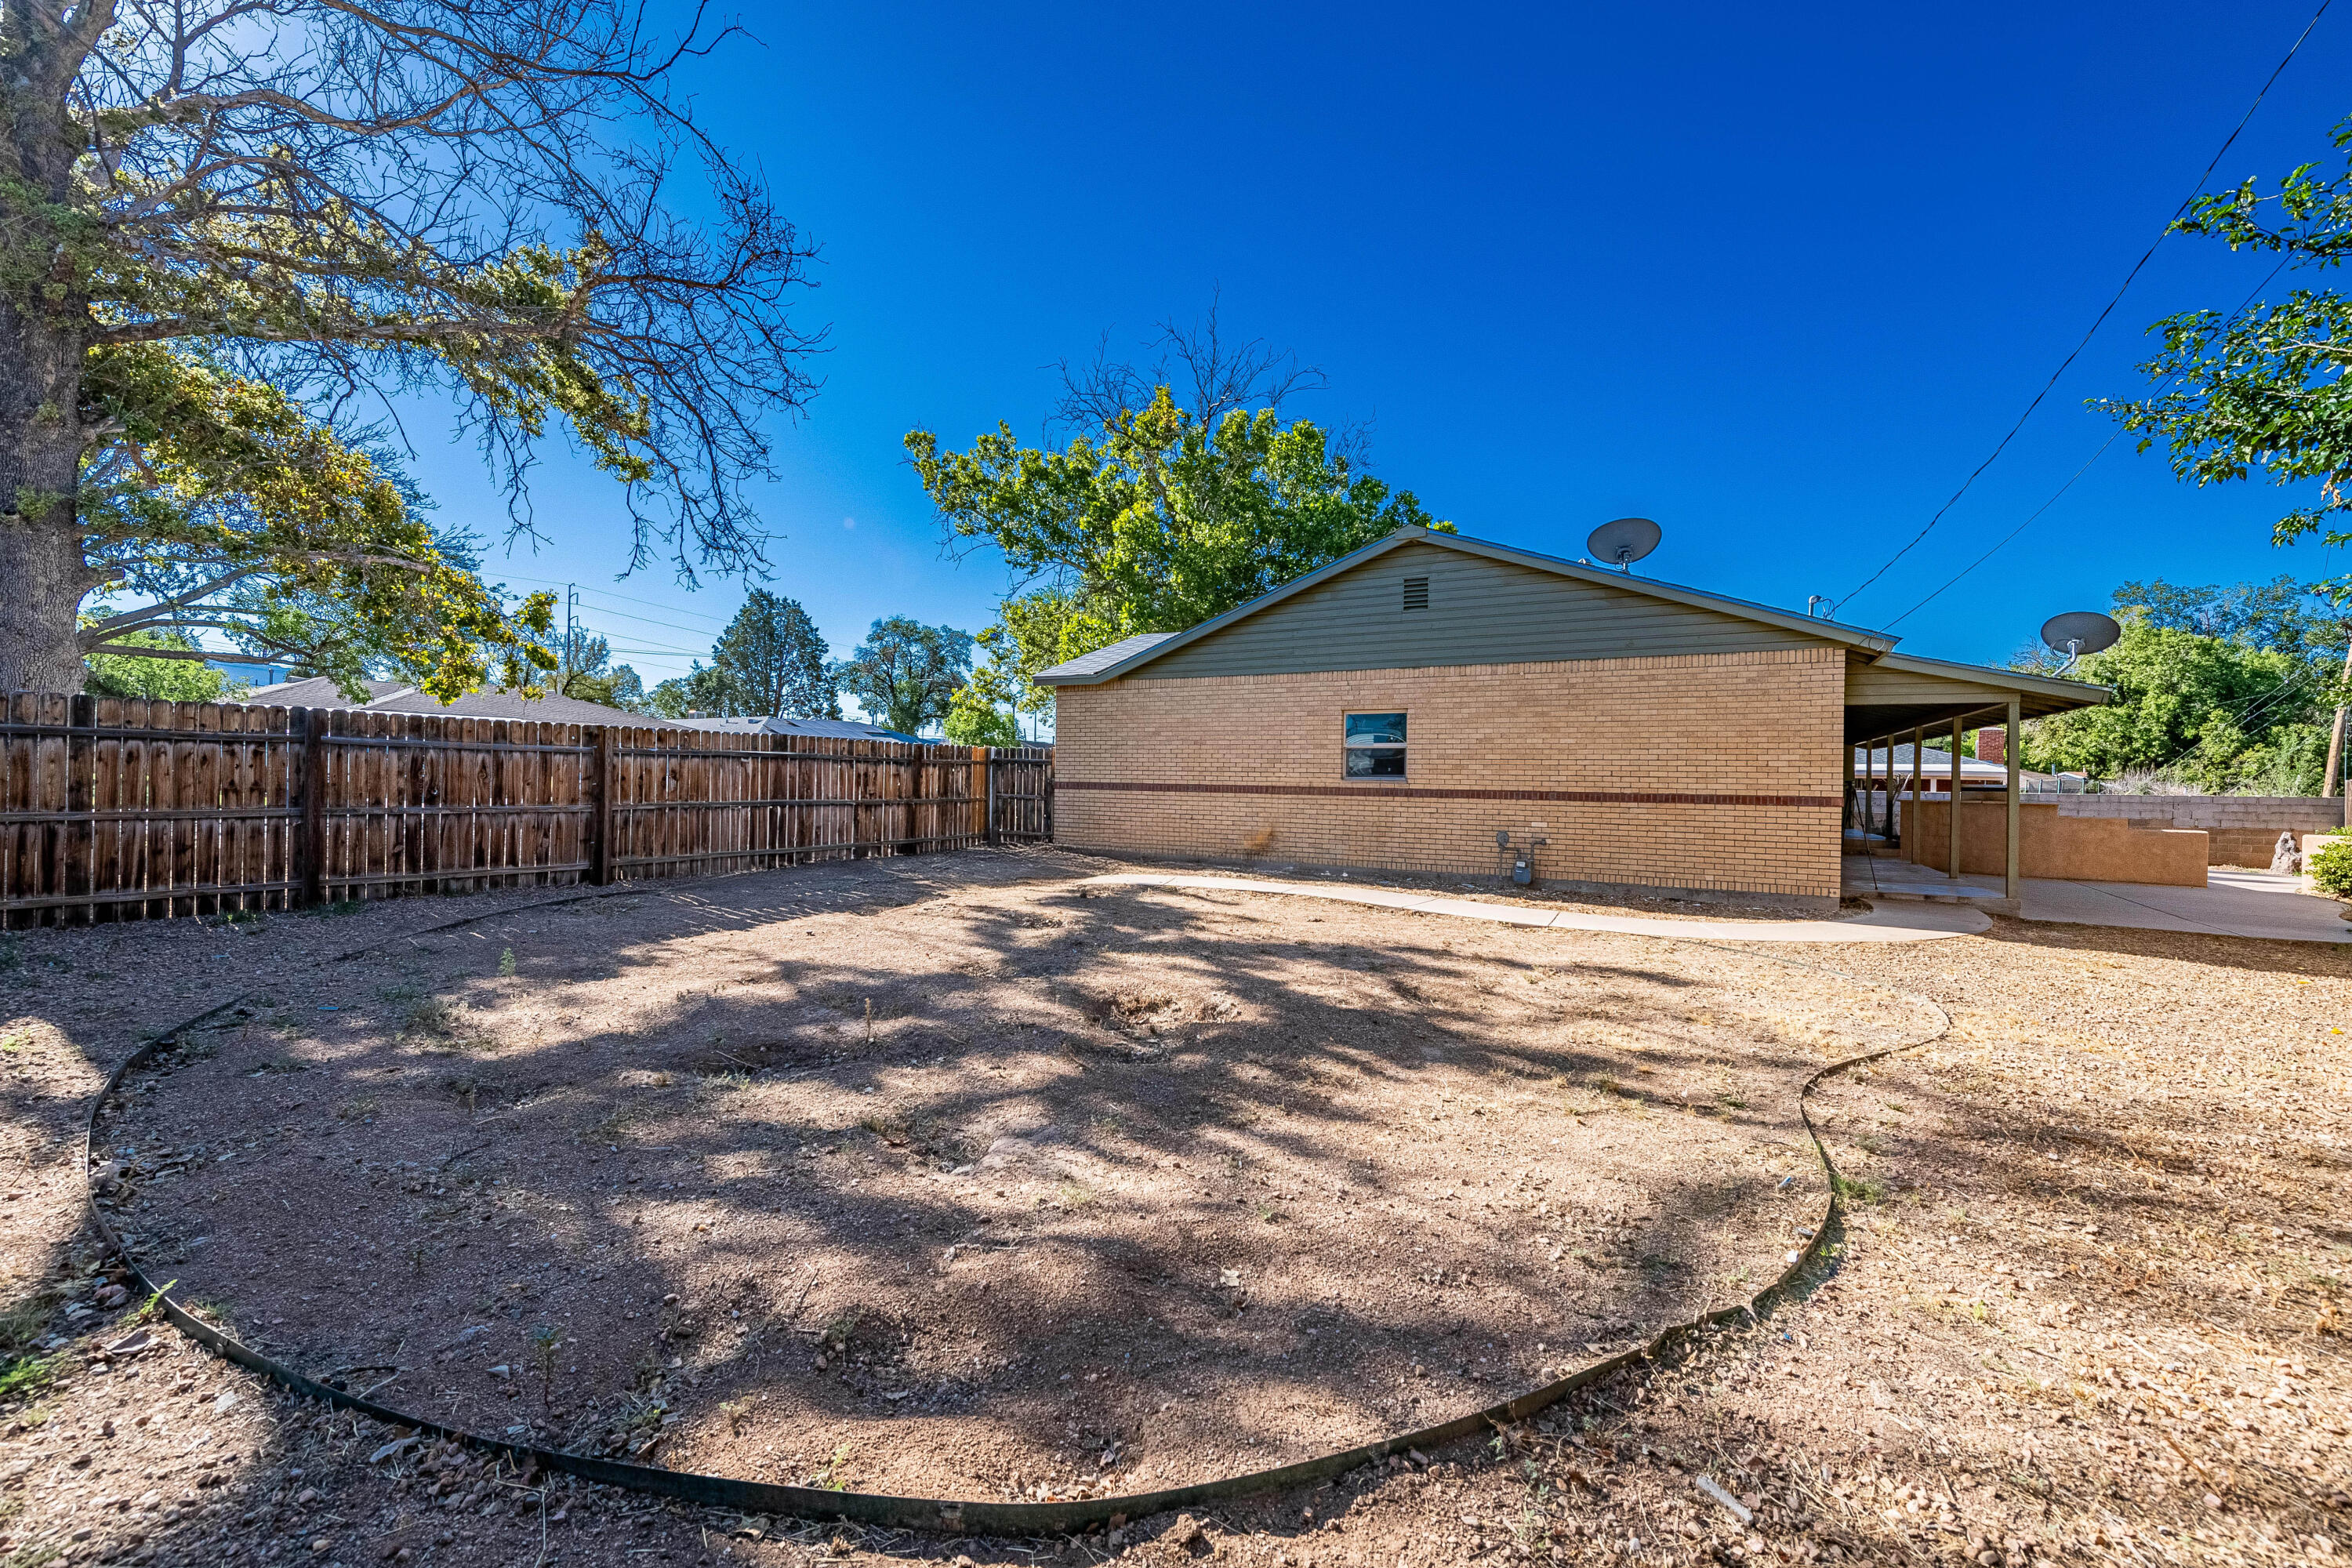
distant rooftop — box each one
[241,677,649,727]
[666,715,924,743]
[1855,742,2060,786]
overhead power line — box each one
[558,601,728,640]
[1881,254,2297,629]
[492,572,736,627]
[1835,0,2336,616]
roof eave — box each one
[1033,524,1900,684]
[1865,649,2114,709]
[1422,530,1900,654]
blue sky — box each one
[395,1,2352,695]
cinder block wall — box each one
[2053,794,2347,866]
[1054,645,1846,906]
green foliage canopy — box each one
[710,590,837,718]
[78,344,557,697]
[2103,116,2352,568]
[2020,579,2349,793]
[644,590,836,720]
[834,618,973,738]
[647,662,735,720]
[942,633,1025,746]
[81,626,228,702]
[548,626,645,712]
[906,386,1448,708]
[0,0,814,695]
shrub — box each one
[2309,840,2352,898]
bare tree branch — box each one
[1049,292,1331,441]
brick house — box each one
[1035,524,2107,912]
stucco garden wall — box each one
[1904,797,2208,886]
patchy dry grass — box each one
[0,860,2345,1568]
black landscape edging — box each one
[78,876,1951,1538]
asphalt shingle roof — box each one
[666,715,924,743]
[238,679,651,727]
[1033,632,1178,682]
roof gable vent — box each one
[1402,575,1429,612]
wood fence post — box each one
[984,747,999,847]
[66,694,94,923]
[591,725,616,886]
[299,707,328,906]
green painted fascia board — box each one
[1862,650,2113,708]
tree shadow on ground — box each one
[29,852,1935,1559]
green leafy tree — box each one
[0,0,815,695]
[943,626,1048,746]
[2020,597,2338,792]
[647,663,739,720]
[550,627,646,712]
[2103,115,2352,569]
[69,350,558,696]
[942,636,1024,746]
[906,315,1446,714]
[834,619,973,737]
[711,590,838,717]
[82,626,228,702]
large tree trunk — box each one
[0,7,100,698]
[0,306,91,693]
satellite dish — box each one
[2041,611,2121,665]
[1586,517,1661,572]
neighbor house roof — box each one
[666,715,924,743]
[1852,743,2044,784]
[240,677,412,707]
[239,678,648,727]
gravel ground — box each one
[0,854,2345,1568]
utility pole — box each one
[2328,629,2352,804]
[561,584,579,698]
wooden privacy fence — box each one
[0,692,1054,927]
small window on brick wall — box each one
[1403,575,1429,611]
[1344,712,1406,779]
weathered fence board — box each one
[0,691,1052,926]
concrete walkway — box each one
[1081,873,1991,943]
[1845,854,2352,943]
[2020,867,2352,943]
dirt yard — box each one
[1,848,2347,1568]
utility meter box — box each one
[1494,826,1551,887]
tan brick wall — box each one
[1054,647,1846,902]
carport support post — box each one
[1869,737,1883,842]
[1947,713,1964,881]
[1909,726,1924,862]
[2004,696,2022,904]
[1866,736,1878,840]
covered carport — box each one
[1844,652,2111,910]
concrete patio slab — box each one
[2019,867,2352,943]
[1844,852,2352,942]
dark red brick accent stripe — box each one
[1058,779,1842,809]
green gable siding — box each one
[1134,540,1831,680]
[1842,656,2013,710]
